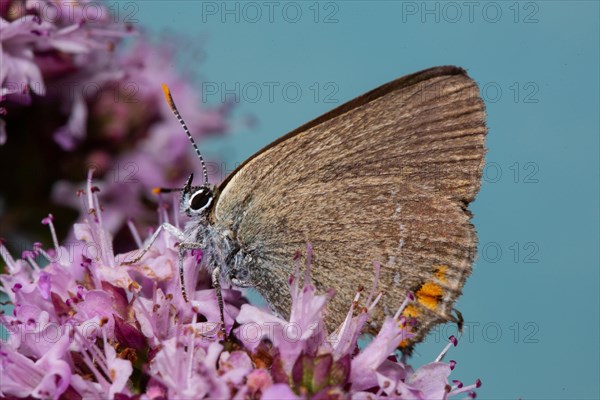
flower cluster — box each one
[0,0,237,249]
[1,0,129,132]
[0,177,481,399]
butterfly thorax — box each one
[182,216,253,288]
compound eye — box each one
[190,189,212,211]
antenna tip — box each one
[161,83,175,110]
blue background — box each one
[136,1,599,398]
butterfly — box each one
[125,65,487,346]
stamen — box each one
[0,239,17,273]
[77,189,88,216]
[304,243,313,287]
[186,313,197,380]
[100,328,113,371]
[449,378,482,397]
[127,219,143,249]
[92,187,104,226]
[74,330,110,389]
[365,261,381,307]
[90,186,116,268]
[290,250,302,296]
[368,291,384,313]
[336,291,361,338]
[33,242,55,264]
[41,214,61,257]
[80,328,109,375]
[158,201,169,226]
[393,291,414,320]
[435,335,458,362]
[22,251,40,271]
[172,195,180,229]
[86,169,95,212]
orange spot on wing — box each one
[416,282,443,311]
[402,304,420,318]
[419,282,443,297]
[434,265,448,283]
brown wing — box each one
[213,66,486,343]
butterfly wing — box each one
[213,66,486,343]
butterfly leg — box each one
[176,241,203,302]
[177,242,227,338]
[122,223,185,265]
[211,266,227,339]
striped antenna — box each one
[152,187,184,194]
[161,83,209,184]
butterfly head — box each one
[181,173,215,218]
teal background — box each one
[136,1,599,398]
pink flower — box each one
[148,339,229,398]
[0,330,72,399]
[0,15,48,99]
[0,0,129,146]
[0,175,482,398]
[1,0,128,107]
